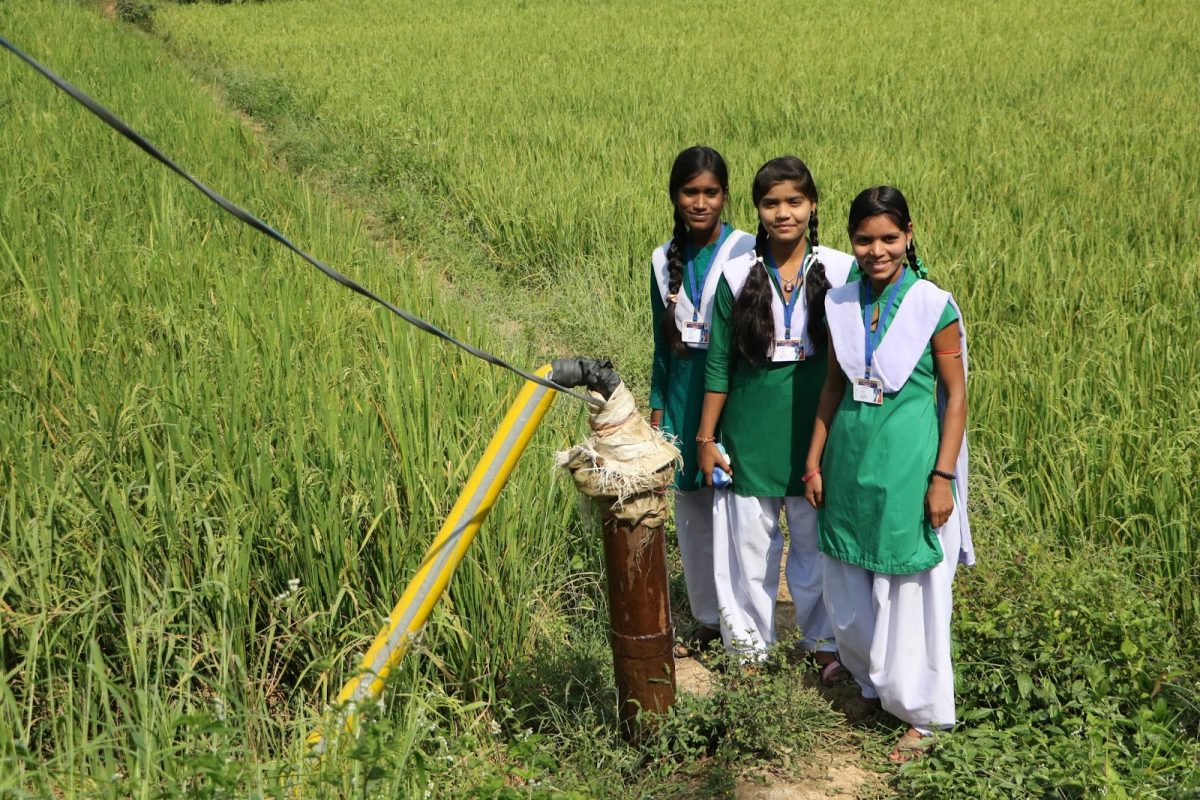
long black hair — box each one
[732,156,831,365]
[661,146,730,356]
[847,186,920,275]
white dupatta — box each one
[720,246,855,359]
[651,228,755,350]
[825,278,975,566]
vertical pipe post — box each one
[547,358,679,740]
[600,515,676,741]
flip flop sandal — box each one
[818,658,851,686]
[696,626,722,649]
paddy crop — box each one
[3,0,1199,795]
[156,0,1200,626]
[1,2,595,794]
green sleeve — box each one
[935,298,960,333]
[704,276,734,394]
[649,268,669,410]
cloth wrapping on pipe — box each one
[556,382,681,526]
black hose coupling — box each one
[550,358,622,400]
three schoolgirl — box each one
[650,149,971,762]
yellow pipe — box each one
[307,365,560,750]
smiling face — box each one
[851,213,913,287]
[757,180,814,246]
[674,170,726,237]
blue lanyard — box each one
[685,223,729,319]
[862,267,906,377]
[765,248,811,338]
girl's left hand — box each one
[804,473,823,509]
[925,479,954,529]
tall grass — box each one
[4,0,1199,794]
[1,2,592,794]
[157,0,1200,629]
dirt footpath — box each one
[674,545,890,800]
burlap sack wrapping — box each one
[555,382,681,527]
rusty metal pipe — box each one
[601,515,676,740]
[550,357,679,740]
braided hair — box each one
[847,186,921,275]
[732,156,830,365]
[661,146,730,356]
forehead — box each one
[760,180,810,201]
[679,171,723,191]
[852,214,907,236]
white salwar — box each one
[674,487,719,628]
[712,491,836,658]
[822,503,962,733]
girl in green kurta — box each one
[694,157,854,664]
[804,186,972,763]
[649,146,755,657]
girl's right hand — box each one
[804,473,824,509]
[698,441,732,486]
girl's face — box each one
[757,181,814,246]
[675,171,726,235]
[851,214,913,286]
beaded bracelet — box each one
[801,468,821,483]
[929,469,956,482]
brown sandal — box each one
[838,694,882,724]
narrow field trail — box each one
[674,543,891,799]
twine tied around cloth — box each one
[555,382,680,527]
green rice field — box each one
[2,0,1199,796]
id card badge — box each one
[853,377,884,405]
[771,339,804,363]
[681,321,708,344]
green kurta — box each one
[818,270,959,574]
[650,235,724,491]
[704,275,827,498]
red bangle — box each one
[802,468,821,483]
